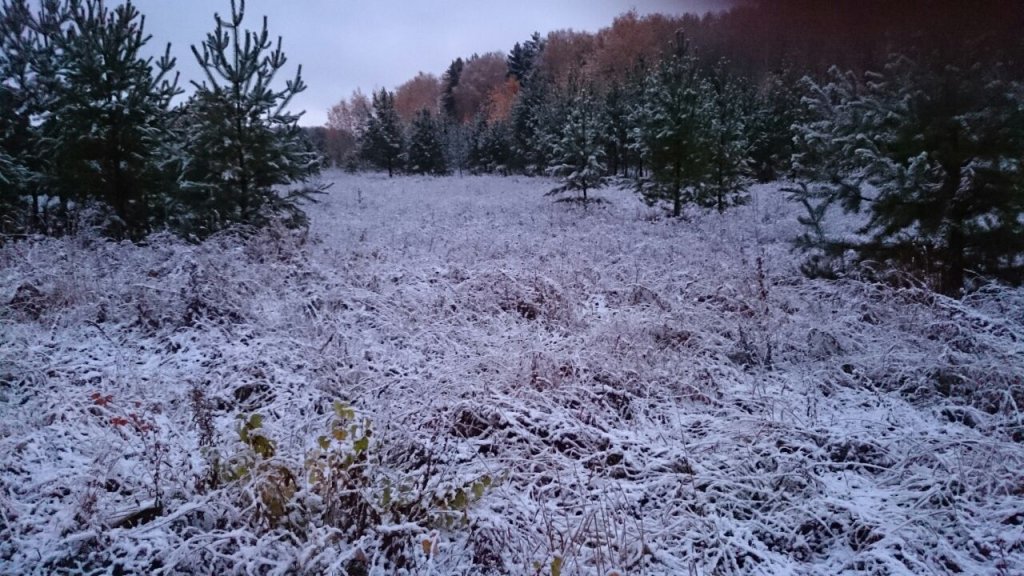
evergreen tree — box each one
[546,92,608,203]
[507,76,553,173]
[440,57,463,121]
[466,115,511,174]
[360,88,404,176]
[700,67,751,212]
[506,32,543,85]
[406,109,446,175]
[747,70,800,182]
[0,0,49,235]
[602,81,634,178]
[629,45,715,217]
[44,0,181,238]
[181,0,322,238]
[440,119,469,176]
[792,54,1024,295]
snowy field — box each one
[2,171,1023,575]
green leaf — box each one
[317,435,330,450]
[251,435,276,459]
[333,401,354,421]
[353,435,369,453]
[248,413,263,429]
[450,488,467,510]
[551,555,563,576]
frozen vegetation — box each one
[1,172,1023,574]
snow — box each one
[1,171,1022,574]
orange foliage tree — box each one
[452,53,507,124]
[587,11,683,84]
[325,90,371,166]
[394,72,441,123]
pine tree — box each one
[440,119,469,176]
[181,0,322,238]
[360,88,404,176]
[0,0,45,235]
[508,76,553,173]
[602,81,634,178]
[546,92,608,203]
[466,115,511,174]
[629,46,715,217]
[406,109,446,175]
[506,32,543,85]
[43,0,181,239]
[440,57,463,121]
[792,54,1024,295]
[747,70,800,182]
[700,67,751,212]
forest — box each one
[1,0,1023,574]
[318,0,1024,297]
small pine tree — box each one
[747,70,800,182]
[792,54,1024,295]
[546,93,608,203]
[467,116,511,175]
[440,118,469,176]
[181,0,322,238]
[406,109,446,175]
[629,46,715,217]
[40,0,181,238]
[700,67,751,212]
[0,0,41,235]
[360,88,404,177]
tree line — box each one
[0,0,323,241]
[323,1,1023,296]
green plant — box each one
[227,413,297,529]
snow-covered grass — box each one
[1,171,1022,575]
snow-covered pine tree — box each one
[747,69,800,182]
[508,74,554,174]
[506,32,542,85]
[180,0,322,238]
[0,0,74,236]
[629,41,715,217]
[406,109,447,175]
[792,53,1024,295]
[360,88,404,177]
[546,92,608,204]
[440,57,463,122]
[440,118,469,176]
[699,66,751,213]
[602,80,642,178]
[41,0,180,239]
[466,115,512,175]
[0,0,41,235]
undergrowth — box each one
[1,173,1021,574]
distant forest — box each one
[317,0,1023,296]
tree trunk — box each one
[939,160,965,297]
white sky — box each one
[132,1,731,126]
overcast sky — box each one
[132,1,730,126]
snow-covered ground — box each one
[2,172,1022,575]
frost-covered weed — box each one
[1,172,1022,574]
